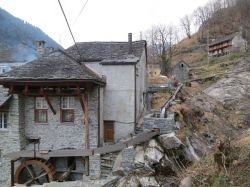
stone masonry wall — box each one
[143,112,176,134]
[24,87,99,150]
[0,95,26,186]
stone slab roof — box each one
[0,50,105,84]
[66,40,146,64]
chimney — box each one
[128,33,132,54]
[36,40,46,57]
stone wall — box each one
[24,87,100,150]
[0,95,26,186]
[143,112,176,134]
[89,154,101,179]
[173,62,189,83]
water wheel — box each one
[14,158,56,186]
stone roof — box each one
[66,40,146,64]
[0,50,105,84]
[209,33,238,47]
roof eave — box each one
[0,79,106,86]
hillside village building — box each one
[172,60,190,83]
[0,35,147,185]
[208,32,248,57]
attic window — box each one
[181,64,184,68]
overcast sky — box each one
[0,0,210,48]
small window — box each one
[104,121,114,143]
[61,97,74,122]
[0,112,7,129]
[35,97,48,123]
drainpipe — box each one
[134,65,137,132]
[98,86,100,147]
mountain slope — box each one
[0,7,62,62]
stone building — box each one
[208,31,248,57]
[0,35,147,185]
[172,61,190,83]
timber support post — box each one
[11,160,14,187]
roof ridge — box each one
[55,49,105,83]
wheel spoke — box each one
[26,165,35,178]
[24,178,35,186]
[35,172,48,179]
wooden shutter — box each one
[104,121,114,142]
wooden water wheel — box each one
[14,158,56,186]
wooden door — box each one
[104,121,114,142]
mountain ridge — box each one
[0,7,62,62]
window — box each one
[104,121,114,143]
[61,97,74,122]
[0,112,7,129]
[35,97,48,123]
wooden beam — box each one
[22,84,29,94]
[77,86,85,113]
[82,91,89,149]
[11,160,15,187]
[44,94,56,115]
[9,85,14,93]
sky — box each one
[0,0,210,48]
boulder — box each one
[112,146,135,176]
[147,139,164,152]
[139,176,160,187]
[134,146,155,176]
[134,146,145,164]
[144,146,164,168]
[157,132,183,150]
[157,155,178,176]
[179,176,192,187]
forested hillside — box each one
[0,7,61,62]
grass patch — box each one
[184,137,250,187]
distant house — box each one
[173,60,189,82]
[208,32,248,57]
[0,34,147,185]
[147,63,161,78]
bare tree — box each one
[143,24,179,75]
[180,15,192,39]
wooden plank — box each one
[161,83,183,110]
[7,130,160,159]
